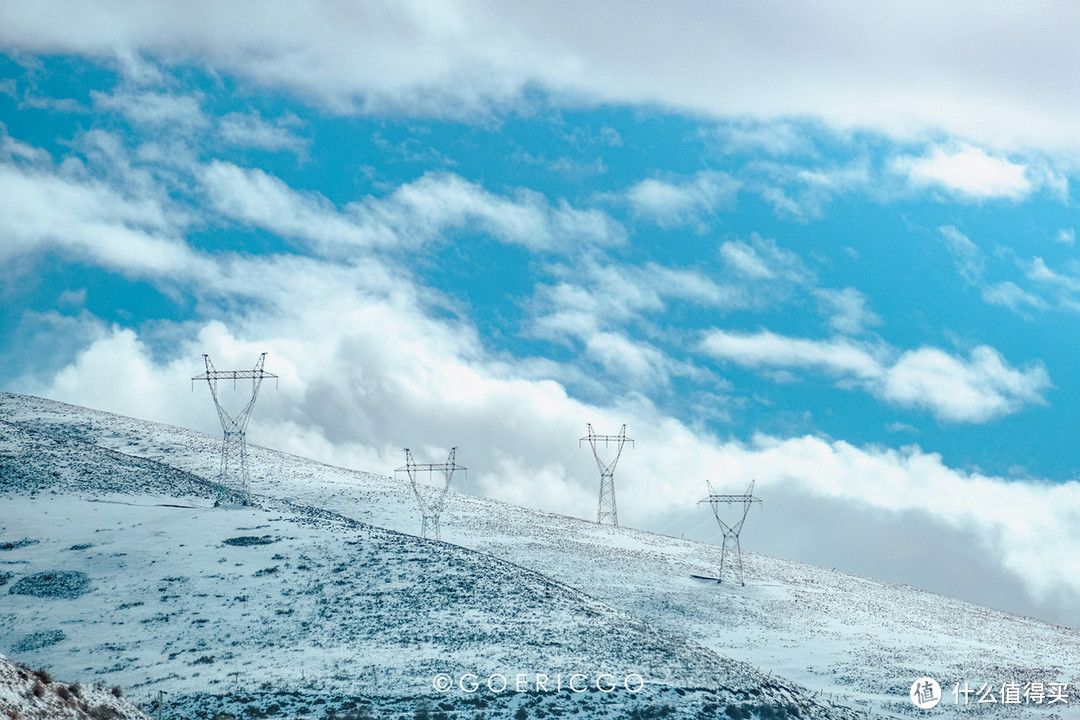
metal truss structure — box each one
[580,423,634,526]
[395,447,466,541]
[699,479,761,585]
[192,353,277,503]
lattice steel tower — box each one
[699,479,761,585]
[192,353,277,502]
[580,423,633,526]
[395,447,466,541]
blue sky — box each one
[4,2,1080,625]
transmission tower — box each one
[699,479,761,585]
[580,423,633,526]
[191,353,277,503]
[394,447,466,541]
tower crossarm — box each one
[192,353,279,434]
[579,423,635,447]
[698,494,762,504]
[192,370,278,380]
[395,461,468,474]
[579,434,634,444]
[580,423,634,473]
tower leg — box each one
[597,472,619,526]
[217,431,251,504]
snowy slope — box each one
[2,392,1078,719]
[0,393,863,720]
[0,653,149,720]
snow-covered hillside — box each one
[2,392,1077,719]
[0,653,149,720]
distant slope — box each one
[0,393,864,720]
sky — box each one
[4,1,1080,627]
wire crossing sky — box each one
[3,1,1080,625]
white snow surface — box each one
[1,392,1077,719]
[0,652,149,720]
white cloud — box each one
[813,287,882,334]
[1015,256,1080,313]
[202,163,623,254]
[1056,228,1075,246]
[92,90,209,132]
[699,329,1050,423]
[745,158,874,221]
[896,145,1031,200]
[528,261,736,389]
[937,227,1058,317]
[0,161,207,279]
[710,434,1080,606]
[700,331,883,380]
[719,234,809,283]
[881,346,1049,423]
[938,225,985,283]
[980,281,1047,313]
[0,126,51,164]
[5,3,1080,150]
[1025,257,1080,293]
[218,111,307,153]
[706,120,816,157]
[624,170,739,228]
[200,161,380,250]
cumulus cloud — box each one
[699,329,1050,423]
[200,161,381,250]
[895,145,1031,200]
[1025,256,1080,293]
